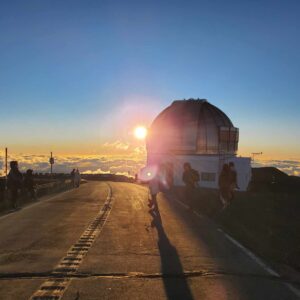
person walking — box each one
[7,161,23,209]
[148,173,160,211]
[74,169,81,187]
[70,169,76,187]
[218,163,230,209]
[0,177,5,202]
[24,169,36,200]
[182,162,200,211]
[228,162,238,203]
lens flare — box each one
[138,165,158,182]
[134,126,147,140]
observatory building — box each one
[146,99,251,191]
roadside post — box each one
[5,147,8,179]
[49,152,55,176]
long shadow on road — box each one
[149,207,194,300]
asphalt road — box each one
[0,181,298,300]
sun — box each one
[134,126,147,140]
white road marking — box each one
[286,283,300,298]
[172,196,189,209]
[217,228,279,277]
[171,195,300,298]
[218,229,300,298]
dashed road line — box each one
[29,183,114,300]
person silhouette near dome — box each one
[182,162,199,211]
[228,162,239,202]
[218,164,231,208]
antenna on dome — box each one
[251,152,263,162]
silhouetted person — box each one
[218,163,230,208]
[74,169,81,187]
[182,162,199,211]
[0,177,5,202]
[149,203,194,300]
[24,169,36,200]
[166,163,174,189]
[148,174,160,211]
[229,162,238,202]
[70,169,76,187]
[7,161,23,209]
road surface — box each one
[0,181,298,300]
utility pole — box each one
[5,147,8,178]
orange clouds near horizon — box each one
[1,149,300,178]
[0,140,147,177]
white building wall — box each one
[147,154,251,191]
[224,156,252,191]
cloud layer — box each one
[0,141,147,176]
[252,159,300,176]
[0,154,146,177]
[1,145,299,178]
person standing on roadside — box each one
[74,169,81,187]
[218,163,230,208]
[228,162,238,202]
[70,169,76,187]
[24,169,36,200]
[182,162,199,211]
[7,161,23,209]
[148,173,160,211]
[0,177,5,202]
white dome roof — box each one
[147,99,239,155]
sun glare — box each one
[134,126,147,140]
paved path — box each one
[0,182,298,299]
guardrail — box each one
[0,179,76,213]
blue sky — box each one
[0,0,300,158]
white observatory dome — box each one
[147,99,239,155]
